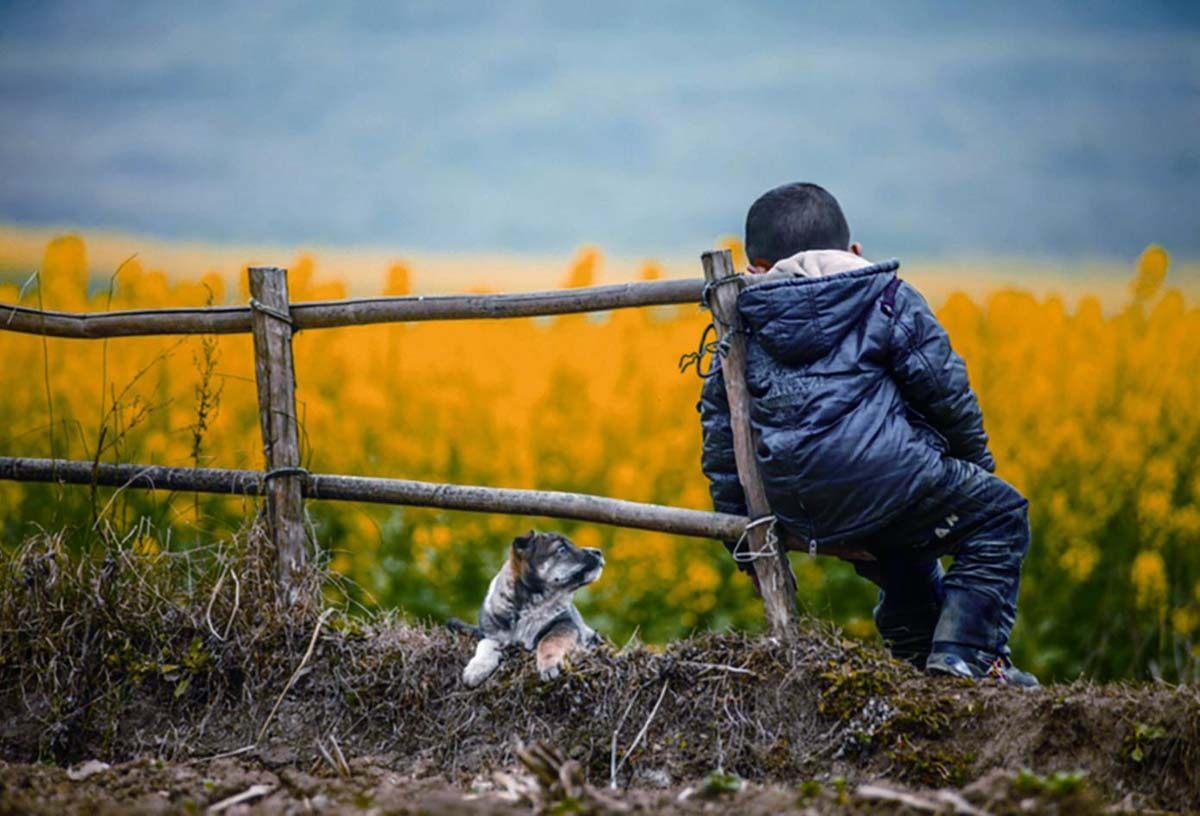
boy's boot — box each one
[926,643,1039,689]
[857,556,945,671]
[878,610,940,670]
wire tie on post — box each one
[700,272,746,311]
[731,515,779,564]
[261,466,309,487]
[249,298,296,329]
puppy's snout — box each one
[586,547,604,564]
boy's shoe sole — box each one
[926,651,1040,689]
[926,652,976,678]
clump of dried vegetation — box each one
[1,529,1198,813]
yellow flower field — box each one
[1,237,1197,682]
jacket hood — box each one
[738,257,900,366]
[767,249,874,279]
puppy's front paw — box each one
[463,638,503,688]
[462,662,493,688]
[535,622,580,683]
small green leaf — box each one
[701,771,744,796]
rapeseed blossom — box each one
[1,239,1197,681]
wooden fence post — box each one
[248,266,309,604]
[701,249,800,637]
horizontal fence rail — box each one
[0,456,748,541]
[0,254,821,631]
[0,277,706,339]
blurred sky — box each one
[1,1,1198,260]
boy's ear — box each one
[850,242,863,257]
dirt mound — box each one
[0,756,1132,815]
[1,533,1198,813]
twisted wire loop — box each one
[681,273,748,379]
[678,322,723,377]
[248,298,296,330]
[731,515,780,564]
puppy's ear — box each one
[512,531,536,552]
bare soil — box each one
[0,753,1170,815]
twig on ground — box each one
[316,738,347,779]
[256,608,334,744]
[329,734,351,778]
[610,685,642,788]
[613,679,670,783]
[855,783,983,815]
[223,569,240,640]
[206,783,275,814]
[205,567,229,641]
[680,659,758,677]
[186,744,256,765]
[519,741,631,813]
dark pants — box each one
[850,458,1030,667]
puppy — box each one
[451,530,604,688]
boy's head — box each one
[745,182,860,269]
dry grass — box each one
[2,528,1198,812]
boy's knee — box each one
[956,504,1029,562]
[942,506,1030,615]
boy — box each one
[699,182,1037,688]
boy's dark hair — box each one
[745,182,851,266]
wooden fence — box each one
[0,251,802,633]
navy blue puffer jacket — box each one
[698,259,995,548]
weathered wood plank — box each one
[248,267,309,603]
[0,278,706,339]
[701,249,800,637]
[0,456,748,541]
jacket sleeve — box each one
[697,365,750,562]
[887,284,996,472]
